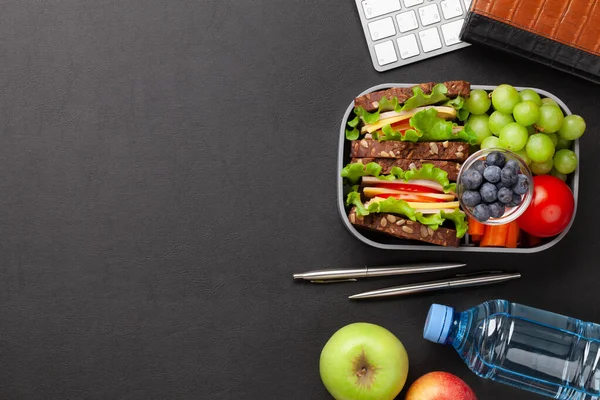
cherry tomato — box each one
[376,183,441,194]
[517,175,575,238]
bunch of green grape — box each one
[465,84,586,181]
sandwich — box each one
[341,81,474,247]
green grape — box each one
[464,89,492,115]
[541,98,558,107]
[467,114,492,144]
[526,133,555,163]
[558,115,586,140]
[492,84,520,114]
[480,135,501,150]
[513,101,540,126]
[546,132,558,147]
[556,137,572,150]
[519,89,542,105]
[499,122,528,151]
[551,168,567,182]
[553,149,578,174]
[530,158,554,175]
[536,105,564,133]
[489,111,515,136]
[515,149,531,165]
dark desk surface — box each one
[0,1,598,399]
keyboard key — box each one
[418,4,441,26]
[404,0,424,7]
[396,11,419,33]
[368,17,396,41]
[374,40,398,65]
[441,0,463,20]
[397,34,420,59]
[362,0,401,20]
[441,19,465,46]
[462,0,472,10]
[419,27,442,52]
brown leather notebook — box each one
[460,0,600,83]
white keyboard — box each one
[356,0,472,71]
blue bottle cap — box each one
[423,304,454,344]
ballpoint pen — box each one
[293,262,466,283]
[349,271,521,299]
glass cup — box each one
[456,148,534,225]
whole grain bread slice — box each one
[348,207,461,247]
[351,140,469,162]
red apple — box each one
[405,371,477,400]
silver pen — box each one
[349,272,521,299]
[293,262,466,283]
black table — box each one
[0,1,598,399]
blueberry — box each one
[512,174,529,195]
[497,187,513,204]
[470,159,487,175]
[462,190,481,207]
[489,202,506,219]
[480,182,498,203]
[486,151,506,167]
[504,159,520,172]
[496,180,510,190]
[507,195,522,208]
[462,169,483,190]
[483,165,502,183]
[501,166,518,186]
[473,204,491,222]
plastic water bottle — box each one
[423,299,600,399]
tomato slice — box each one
[376,183,442,194]
[390,120,411,131]
[377,193,446,203]
[374,120,412,138]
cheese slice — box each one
[361,106,457,134]
[405,201,460,210]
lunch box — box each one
[337,83,580,253]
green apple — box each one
[319,322,409,400]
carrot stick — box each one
[470,234,482,242]
[480,224,509,247]
[506,222,519,248]
[468,217,485,236]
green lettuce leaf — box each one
[443,96,470,122]
[347,115,360,128]
[340,162,456,193]
[458,109,470,121]
[415,213,445,230]
[395,164,455,193]
[344,187,467,238]
[440,209,468,238]
[351,83,450,125]
[364,197,417,221]
[369,108,477,144]
[345,116,361,140]
[340,162,382,184]
[410,108,478,145]
[402,83,449,111]
[373,124,420,142]
[410,108,454,139]
[345,127,359,140]
[346,189,368,216]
